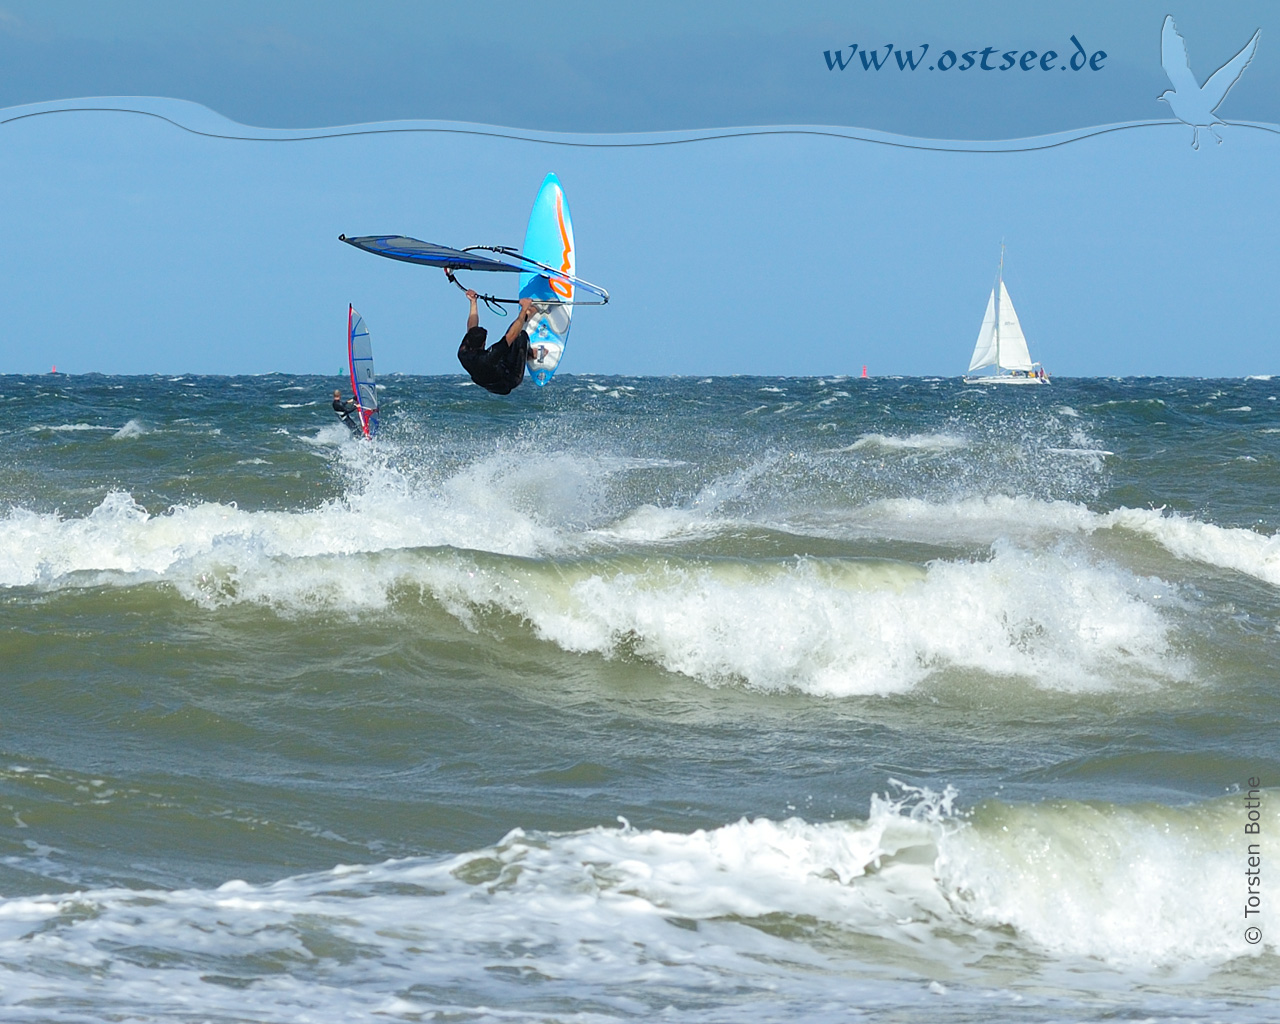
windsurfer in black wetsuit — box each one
[332,389,361,433]
[454,281,538,395]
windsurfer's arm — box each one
[465,288,480,331]
[503,298,536,346]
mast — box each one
[994,242,1004,370]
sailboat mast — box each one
[994,243,1004,369]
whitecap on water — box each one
[111,419,148,439]
[0,785,1268,1019]
[842,432,968,453]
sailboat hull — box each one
[963,374,1049,385]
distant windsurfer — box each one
[332,389,361,433]
[454,278,538,395]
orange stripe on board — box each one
[550,190,574,300]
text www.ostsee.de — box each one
[823,36,1107,73]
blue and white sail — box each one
[348,305,379,436]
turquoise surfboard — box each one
[519,174,575,386]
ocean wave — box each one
[15,448,1280,694]
[111,418,148,439]
[0,445,660,589]
[0,788,1269,1020]
[1105,506,1280,587]
[828,496,1280,587]
[4,438,1278,693]
[26,423,114,433]
[3,444,1272,593]
[0,489,1185,694]
[433,543,1179,695]
[842,432,968,453]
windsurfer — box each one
[332,389,360,432]
[455,280,538,395]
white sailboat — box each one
[963,246,1048,385]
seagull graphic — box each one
[1159,15,1260,149]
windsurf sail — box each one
[339,235,608,307]
[339,235,524,273]
[348,305,378,437]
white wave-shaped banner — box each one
[4,96,1280,153]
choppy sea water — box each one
[1,372,1278,1022]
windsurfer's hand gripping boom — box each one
[460,280,536,341]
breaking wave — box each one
[0,786,1270,1021]
[7,441,1271,695]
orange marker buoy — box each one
[861,365,868,378]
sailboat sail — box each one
[348,305,378,437]
[968,289,999,372]
[995,280,1033,371]
[965,249,1044,384]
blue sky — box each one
[1,4,1277,376]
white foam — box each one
[839,496,1280,588]
[27,423,113,433]
[111,419,147,439]
[492,543,1183,694]
[299,422,365,446]
[6,439,1277,691]
[844,432,967,453]
[0,445,625,592]
[6,448,1242,695]
[1,489,1185,694]
[580,382,635,398]
[842,495,1098,548]
[1104,506,1280,587]
[939,795,1270,966]
[593,502,726,544]
[0,788,1269,1020]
